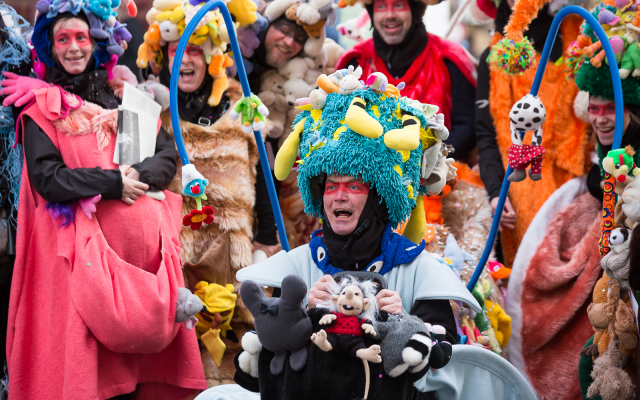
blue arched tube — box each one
[170,1,290,251]
[467,5,624,290]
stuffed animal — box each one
[227,0,259,25]
[601,227,632,288]
[586,279,637,362]
[278,56,315,80]
[274,118,305,180]
[181,164,214,230]
[304,53,326,86]
[424,143,456,195]
[602,146,640,193]
[137,74,171,111]
[619,24,640,79]
[238,331,262,378]
[443,234,476,275]
[587,338,635,400]
[337,10,369,42]
[284,78,313,108]
[240,274,314,375]
[310,276,381,400]
[194,281,239,366]
[506,94,547,182]
[323,38,344,74]
[259,70,289,137]
[230,94,269,133]
[137,23,162,68]
[484,298,512,348]
[296,0,332,25]
[375,312,452,378]
[175,287,205,329]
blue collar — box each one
[309,223,426,276]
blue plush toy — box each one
[84,0,116,21]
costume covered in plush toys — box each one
[6,1,207,398]
[231,65,481,399]
[476,0,590,267]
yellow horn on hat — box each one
[275,118,306,181]
[402,194,426,245]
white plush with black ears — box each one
[509,94,546,145]
[601,227,632,289]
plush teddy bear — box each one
[323,38,345,74]
[281,78,312,144]
[601,227,632,289]
[258,70,288,138]
[278,56,315,80]
[305,52,325,87]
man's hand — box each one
[308,275,337,308]
[252,241,280,258]
[376,289,403,314]
[125,167,141,182]
[362,323,376,336]
[490,197,517,231]
[319,313,337,325]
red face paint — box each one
[588,103,616,117]
[53,28,91,51]
[373,0,410,13]
[168,45,204,58]
[324,181,370,195]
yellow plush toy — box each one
[485,299,512,348]
[194,282,238,366]
[227,0,258,25]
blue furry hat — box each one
[32,0,131,70]
[294,89,429,227]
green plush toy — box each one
[602,146,640,187]
[230,94,270,134]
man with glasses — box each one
[336,0,477,162]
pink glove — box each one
[1,71,51,107]
[79,195,101,220]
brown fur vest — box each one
[162,80,260,385]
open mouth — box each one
[341,304,354,311]
[275,44,292,55]
[383,21,402,34]
[180,69,195,80]
[334,208,353,219]
[598,126,614,134]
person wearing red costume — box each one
[336,0,477,161]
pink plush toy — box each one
[337,10,370,42]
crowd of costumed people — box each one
[0,0,639,398]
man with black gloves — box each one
[335,0,477,161]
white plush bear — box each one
[305,52,325,87]
[158,20,180,42]
[280,78,313,145]
[278,57,315,80]
[259,70,289,138]
[323,38,345,74]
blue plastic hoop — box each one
[169,1,290,252]
[467,5,624,290]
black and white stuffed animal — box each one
[602,227,632,289]
[507,94,547,182]
[376,312,452,380]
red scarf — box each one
[335,34,476,129]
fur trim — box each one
[489,16,590,266]
[504,0,551,41]
[53,101,118,152]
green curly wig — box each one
[294,89,429,227]
[575,59,640,105]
